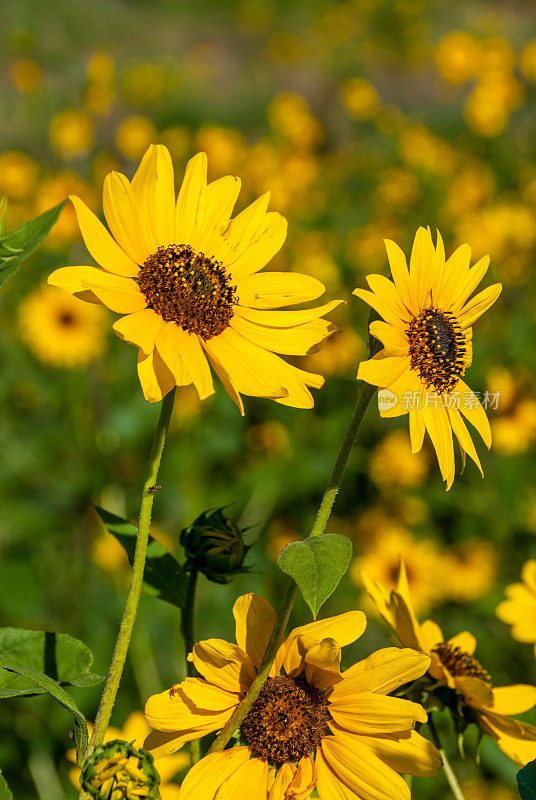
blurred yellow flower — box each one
[87,51,115,85]
[520,39,536,83]
[50,110,94,160]
[92,531,129,573]
[67,712,188,800]
[443,161,494,219]
[49,146,340,408]
[18,285,106,368]
[116,116,157,161]
[265,517,300,562]
[305,326,365,377]
[399,125,457,176]
[435,31,481,84]
[245,420,291,457]
[497,561,536,658]
[0,151,38,201]
[442,540,497,602]
[9,58,42,93]
[121,62,168,106]
[492,399,536,455]
[465,85,510,137]
[355,228,501,489]
[36,171,96,247]
[351,525,445,613]
[194,125,247,175]
[375,167,420,210]
[369,429,429,489]
[340,77,380,121]
[268,93,323,150]
[459,777,516,800]
[160,126,190,162]
[480,37,516,75]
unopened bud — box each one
[180,507,250,584]
[79,739,160,799]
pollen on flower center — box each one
[240,675,330,765]
[407,308,467,394]
[432,642,491,683]
[137,244,237,340]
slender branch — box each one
[87,388,176,754]
[208,381,375,753]
[181,568,201,764]
[427,715,467,800]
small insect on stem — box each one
[147,485,161,494]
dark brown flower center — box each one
[58,311,76,327]
[137,244,237,340]
[407,308,466,394]
[240,675,330,765]
[432,642,491,683]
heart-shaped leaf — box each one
[96,507,186,609]
[0,628,102,698]
[277,534,352,618]
[1,665,88,766]
[518,759,536,800]
[0,199,67,290]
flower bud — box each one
[79,739,160,800]
[180,507,250,583]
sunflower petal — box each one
[331,648,430,698]
[103,171,149,265]
[422,404,455,489]
[447,408,483,477]
[353,288,406,328]
[384,238,414,314]
[233,593,277,669]
[113,308,165,355]
[358,730,442,777]
[153,144,176,246]
[195,175,241,254]
[175,153,208,246]
[234,300,343,327]
[448,632,477,655]
[366,275,411,322]
[228,213,288,280]
[409,227,435,311]
[154,322,192,387]
[137,349,175,403]
[235,272,325,309]
[457,380,492,447]
[409,409,426,452]
[188,639,256,693]
[80,272,147,313]
[69,195,139,277]
[490,685,536,716]
[131,144,159,256]
[230,314,336,355]
[458,283,502,329]
[329,692,427,734]
[48,266,108,304]
[178,748,251,800]
[368,320,408,355]
[358,354,410,388]
[216,756,269,800]
[284,611,366,676]
[451,255,490,314]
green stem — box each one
[208,381,375,754]
[427,715,467,800]
[181,568,201,764]
[87,389,176,753]
[310,381,376,537]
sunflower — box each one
[353,227,501,488]
[48,144,341,411]
[496,560,536,659]
[66,712,188,800]
[18,284,106,368]
[363,560,536,766]
[144,592,441,799]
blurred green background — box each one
[1,0,536,797]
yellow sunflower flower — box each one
[354,227,502,489]
[18,284,106,368]
[66,711,188,800]
[363,561,536,766]
[48,144,341,410]
[144,592,441,799]
[497,560,536,659]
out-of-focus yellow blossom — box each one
[194,125,247,175]
[480,37,516,75]
[351,526,446,614]
[245,420,291,458]
[121,62,168,106]
[87,51,115,85]
[36,171,96,247]
[443,161,494,219]
[9,58,42,93]
[265,517,300,562]
[172,385,202,427]
[486,367,517,409]
[375,167,420,210]
[18,285,106,368]
[346,220,402,272]
[442,540,497,602]
[520,40,536,83]
[266,31,305,66]
[399,124,458,176]
[497,561,536,659]
[340,77,380,120]
[369,429,429,489]
[465,71,522,138]
[160,126,190,162]
[50,110,94,160]
[92,532,128,573]
[115,115,157,161]
[237,0,274,30]
[252,151,319,214]
[315,3,359,44]
[290,231,339,287]
[457,777,516,800]
[85,84,114,116]
[435,31,481,84]
[305,327,365,377]
[91,151,122,187]
[0,151,38,201]
[268,93,323,150]
[492,400,536,455]
[67,712,188,799]
[85,51,115,115]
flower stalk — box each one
[427,714,467,800]
[85,388,176,763]
[208,380,375,753]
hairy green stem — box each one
[86,388,176,755]
[207,381,375,754]
[427,715,467,800]
[181,568,200,764]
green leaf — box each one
[0,628,102,698]
[518,759,536,799]
[0,199,67,290]
[95,507,186,609]
[1,665,87,766]
[0,768,13,800]
[277,534,353,618]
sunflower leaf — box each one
[518,759,536,800]
[0,628,102,698]
[95,507,187,609]
[277,534,352,618]
[0,199,68,291]
[0,768,13,800]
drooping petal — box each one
[368,320,408,355]
[357,354,411,389]
[457,380,492,447]
[188,639,256,693]
[305,638,342,689]
[233,593,277,670]
[283,611,366,676]
[48,266,109,304]
[113,308,165,355]
[79,271,147,314]
[268,763,296,800]
[230,314,336,356]
[137,349,175,403]
[490,685,536,716]
[69,195,139,277]
[447,407,483,477]
[156,324,211,396]
[329,692,427,734]
[457,283,502,329]
[178,748,251,800]
[235,272,325,310]
[330,648,430,698]
[144,684,234,737]
[358,730,442,777]
[409,409,425,453]
[447,631,477,655]
[422,404,455,490]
